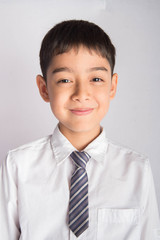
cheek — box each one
[97,91,110,105]
[96,92,110,115]
[49,91,68,112]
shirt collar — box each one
[50,125,108,165]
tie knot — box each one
[70,151,90,169]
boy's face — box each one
[37,46,118,137]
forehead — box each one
[49,46,111,72]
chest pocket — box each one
[97,208,140,240]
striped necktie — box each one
[69,151,90,237]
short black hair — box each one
[39,20,116,81]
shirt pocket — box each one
[97,208,140,240]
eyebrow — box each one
[52,67,73,74]
[52,66,108,74]
[88,67,108,72]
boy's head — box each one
[37,20,118,146]
[39,20,116,82]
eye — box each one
[58,79,70,83]
[92,78,103,82]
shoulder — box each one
[10,135,52,152]
[104,138,151,183]
[5,135,52,165]
[106,137,149,168]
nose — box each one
[71,82,91,102]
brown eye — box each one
[92,78,103,82]
[58,79,70,83]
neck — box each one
[58,124,101,151]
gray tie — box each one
[69,151,90,237]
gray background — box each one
[0,0,160,209]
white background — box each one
[0,0,160,208]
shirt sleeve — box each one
[141,159,160,240]
[0,152,20,240]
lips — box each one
[70,108,94,116]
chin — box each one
[68,123,99,134]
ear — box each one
[109,73,118,100]
[36,75,50,102]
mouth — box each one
[70,108,94,116]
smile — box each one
[70,108,94,116]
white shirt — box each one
[0,125,160,240]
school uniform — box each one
[0,125,160,239]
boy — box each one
[0,20,160,239]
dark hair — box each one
[39,20,116,81]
